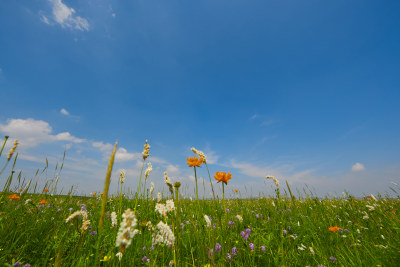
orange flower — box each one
[235,189,238,193]
[187,156,203,167]
[43,189,49,193]
[39,199,47,205]
[391,210,395,214]
[92,206,95,209]
[329,226,340,232]
[214,172,232,185]
[93,192,97,197]
[8,194,20,200]
[18,189,23,192]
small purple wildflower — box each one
[143,246,146,251]
[150,243,155,251]
[229,221,235,225]
[57,208,61,212]
[226,208,230,213]
[181,223,184,228]
[186,220,190,224]
[261,246,266,252]
[169,260,174,266]
[245,228,251,235]
[23,264,31,267]
[283,230,287,235]
[287,226,292,230]
[69,208,73,212]
[232,247,238,255]
[90,231,97,235]
[226,253,232,263]
[142,256,150,263]
[215,243,222,252]
[240,231,246,238]
[213,223,216,228]
[13,262,22,267]
[249,243,255,250]
[329,256,337,262]
[208,248,213,259]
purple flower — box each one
[143,246,146,251]
[249,243,255,250]
[287,226,292,230]
[208,248,213,259]
[229,221,235,225]
[186,220,190,224]
[329,256,337,262]
[69,208,73,212]
[245,228,251,235]
[251,210,254,213]
[232,247,238,255]
[150,244,155,251]
[213,223,216,228]
[256,214,260,218]
[240,231,246,238]
[261,246,266,252]
[283,230,287,235]
[180,223,184,228]
[57,208,61,212]
[13,262,22,267]
[215,243,222,252]
[90,231,97,235]
[23,265,31,267]
[142,256,150,263]
[226,253,232,263]
[226,208,230,213]
[169,260,174,266]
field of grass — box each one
[0,138,399,266]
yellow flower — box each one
[186,156,203,167]
[214,171,232,185]
[100,255,111,262]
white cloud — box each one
[115,148,141,162]
[92,141,113,152]
[352,162,365,172]
[166,164,181,177]
[0,118,84,148]
[250,114,259,120]
[48,0,89,31]
[60,108,70,115]
[41,15,50,24]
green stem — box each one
[134,159,146,212]
[205,163,216,201]
[0,136,9,158]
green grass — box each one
[0,138,399,266]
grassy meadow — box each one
[0,138,399,266]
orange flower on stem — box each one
[235,189,238,193]
[214,172,232,185]
[39,199,47,205]
[329,226,340,232]
[18,189,23,192]
[8,194,20,200]
[43,189,49,193]
[186,156,203,167]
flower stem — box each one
[205,163,216,201]
[134,159,145,212]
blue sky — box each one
[0,0,399,198]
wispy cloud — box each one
[60,108,70,116]
[44,0,90,31]
[352,162,365,172]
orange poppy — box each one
[93,192,97,197]
[187,156,203,167]
[8,194,20,200]
[43,189,49,193]
[214,172,232,185]
[329,226,340,232]
[234,189,238,193]
[39,199,47,205]
[18,189,23,192]
[391,210,395,214]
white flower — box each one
[152,221,175,247]
[25,199,31,205]
[111,212,118,227]
[234,215,243,223]
[166,199,175,212]
[204,215,211,227]
[309,247,315,255]
[116,209,138,252]
[116,252,123,261]
[142,140,150,160]
[157,192,162,202]
[150,182,154,196]
[366,205,375,211]
[381,235,385,240]
[191,147,207,163]
[298,244,306,251]
[119,169,126,184]
[145,162,152,179]
[155,203,167,217]
[65,210,90,231]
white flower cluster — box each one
[204,215,212,227]
[111,211,117,227]
[191,147,207,163]
[150,182,155,196]
[155,200,175,217]
[142,140,150,160]
[157,192,162,202]
[235,215,243,223]
[145,163,152,179]
[65,210,90,231]
[119,170,126,184]
[152,221,175,247]
[116,209,139,251]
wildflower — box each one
[235,215,243,222]
[111,211,117,227]
[169,260,174,266]
[81,220,91,231]
[366,205,375,211]
[18,189,22,192]
[232,247,238,255]
[265,175,279,186]
[164,172,174,194]
[155,203,168,217]
[90,231,97,235]
[261,246,266,252]
[157,192,162,202]
[119,170,126,184]
[43,189,49,193]
[150,182,154,196]
[191,147,207,163]
[249,243,255,250]
[116,252,123,261]
[23,264,31,267]
[145,163,152,179]
[142,140,150,160]
[235,189,238,193]
[229,221,235,225]
[93,192,97,197]
[13,262,22,267]
[208,248,213,259]
[152,221,175,247]
[100,256,111,262]
[214,171,232,185]
[309,246,315,255]
[8,194,20,200]
[283,230,287,235]
[39,199,47,205]
[226,253,232,263]
[329,256,337,262]
[298,244,307,251]
[187,156,203,167]
[142,256,150,263]
[329,226,340,232]
[204,215,212,228]
[116,209,139,253]
[7,139,18,161]
[166,199,175,212]
[215,243,222,252]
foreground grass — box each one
[0,192,399,266]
